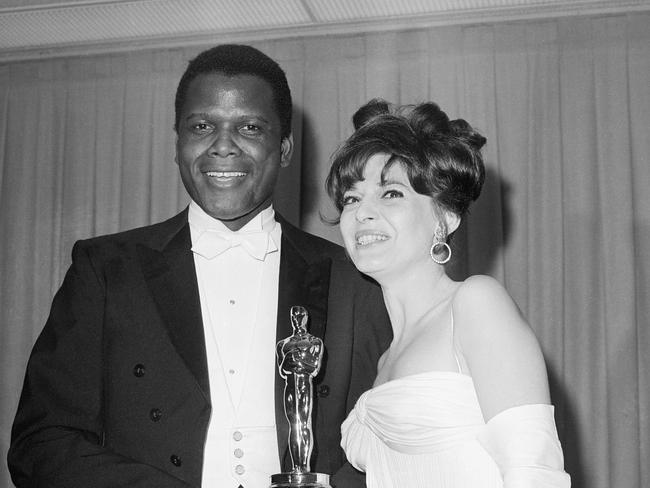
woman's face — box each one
[339,153,439,279]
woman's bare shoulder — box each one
[452,275,550,419]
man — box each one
[8,45,391,488]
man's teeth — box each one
[206,171,246,177]
[356,234,388,246]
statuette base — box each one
[270,471,331,487]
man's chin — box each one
[200,202,269,230]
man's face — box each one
[176,73,293,230]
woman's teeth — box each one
[356,234,388,246]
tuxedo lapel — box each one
[137,213,210,400]
[275,223,332,470]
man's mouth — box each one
[204,171,247,179]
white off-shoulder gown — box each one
[341,371,571,487]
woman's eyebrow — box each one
[381,177,409,186]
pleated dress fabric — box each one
[342,371,504,487]
[341,371,570,488]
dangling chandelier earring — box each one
[429,227,452,265]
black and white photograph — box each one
[1,1,648,487]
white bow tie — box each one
[192,229,278,261]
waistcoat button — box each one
[133,364,145,377]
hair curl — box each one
[326,98,486,220]
[174,44,292,139]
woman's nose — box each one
[355,198,378,223]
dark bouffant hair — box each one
[326,98,486,219]
[174,44,292,139]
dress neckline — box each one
[372,369,472,390]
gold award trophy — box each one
[271,306,331,488]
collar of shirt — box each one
[188,201,279,260]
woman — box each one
[326,99,570,487]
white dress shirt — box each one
[189,202,282,487]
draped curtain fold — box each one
[1,13,648,488]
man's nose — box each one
[208,128,241,157]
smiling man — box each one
[174,64,293,230]
[8,45,391,488]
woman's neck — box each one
[378,266,452,341]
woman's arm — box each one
[453,274,550,420]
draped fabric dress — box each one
[341,322,571,488]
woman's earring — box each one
[430,228,452,264]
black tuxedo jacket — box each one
[8,209,392,488]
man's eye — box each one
[383,189,404,199]
[190,123,211,133]
[240,124,261,134]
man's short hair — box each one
[174,44,292,139]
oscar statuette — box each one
[270,306,331,488]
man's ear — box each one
[280,134,294,168]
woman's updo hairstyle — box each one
[326,98,486,219]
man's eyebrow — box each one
[239,115,272,126]
[183,112,211,121]
[184,112,272,124]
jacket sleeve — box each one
[8,241,188,488]
[330,461,367,488]
[331,272,392,488]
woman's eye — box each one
[342,195,359,206]
[383,189,404,199]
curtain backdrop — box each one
[1,13,648,488]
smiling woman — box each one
[327,100,483,280]
[337,153,443,278]
[326,99,570,488]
